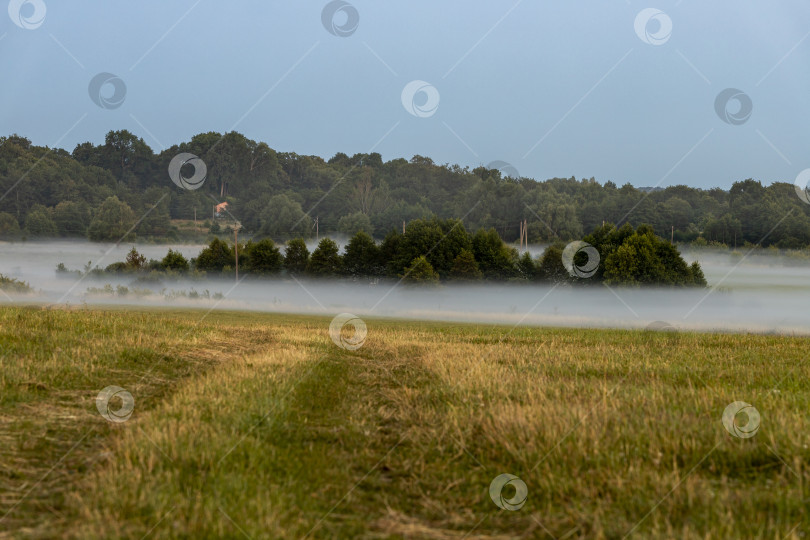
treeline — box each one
[1,130,808,248]
[87,220,706,287]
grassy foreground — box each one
[0,306,808,539]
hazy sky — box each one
[2,1,810,189]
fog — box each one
[1,240,809,335]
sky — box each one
[2,1,810,189]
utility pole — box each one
[520,219,528,249]
[402,220,405,234]
[671,225,674,244]
[315,217,319,241]
[519,220,523,249]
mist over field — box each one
[2,239,808,334]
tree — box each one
[703,214,742,245]
[449,249,482,280]
[471,228,517,279]
[24,205,57,237]
[689,261,707,286]
[379,229,403,277]
[602,226,702,286]
[161,249,189,271]
[537,244,570,283]
[0,212,21,239]
[338,212,374,237]
[392,218,471,278]
[194,238,234,272]
[343,231,381,276]
[88,196,136,242]
[258,194,311,238]
[125,247,147,270]
[284,238,310,275]
[53,201,91,237]
[517,251,538,281]
[402,256,439,284]
[307,238,342,276]
[244,239,283,275]
[10,128,810,252]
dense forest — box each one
[0,130,808,248]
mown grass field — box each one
[0,305,808,539]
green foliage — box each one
[24,205,57,237]
[0,274,31,292]
[88,196,136,242]
[471,228,517,279]
[2,131,809,251]
[161,249,189,272]
[338,212,374,237]
[307,238,342,276]
[53,201,91,237]
[124,247,147,270]
[595,225,705,286]
[392,218,471,278]
[258,194,310,239]
[689,261,707,286]
[284,238,309,275]
[401,256,439,284]
[194,238,234,272]
[537,244,570,283]
[244,239,282,275]
[0,212,20,239]
[449,249,482,281]
[517,252,538,281]
[343,231,381,276]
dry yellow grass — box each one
[1,306,808,538]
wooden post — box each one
[234,227,239,282]
[402,220,406,234]
[671,225,674,244]
[520,220,523,249]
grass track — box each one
[0,305,808,538]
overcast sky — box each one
[2,1,810,189]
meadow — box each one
[0,305,807,539]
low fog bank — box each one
[1,240,809,335]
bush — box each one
[0,274,31,293]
